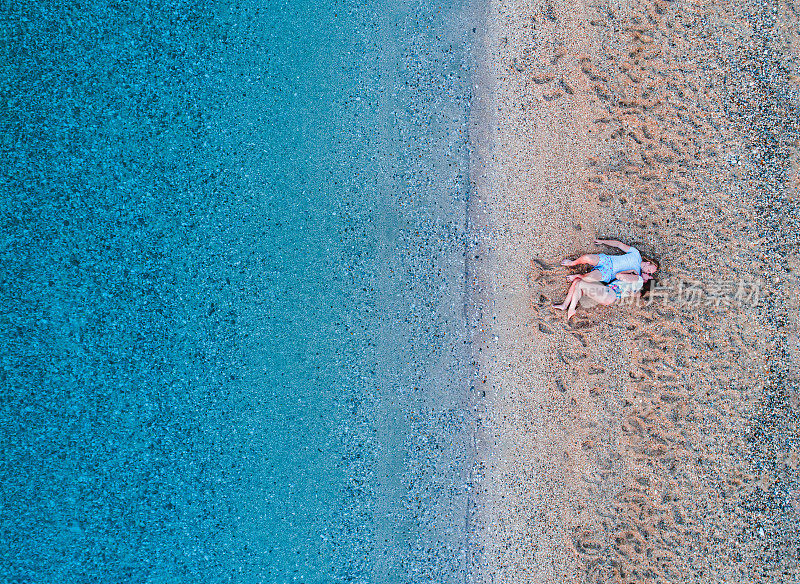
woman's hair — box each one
[640,277,656,297]
[642,256,660,272]
[635,250,659,298]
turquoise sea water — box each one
[3,1,477,582]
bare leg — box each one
[567,268,604,282]
[566,281,616,320]
[561,253,600,268]
[554,278,582,310]
[566,284,585,320]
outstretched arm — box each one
[594,238,631,252]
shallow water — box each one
[2,0,477,582]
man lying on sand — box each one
[554,239,659,320]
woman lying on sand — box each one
[554,239,658,320]
[560,239,657,283]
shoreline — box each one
[464,0,494,575]
[467,0,799,582]
[467,1,601,579]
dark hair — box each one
[642,257,659,272]
[640,277,656,297]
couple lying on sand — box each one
[554,239,659,320]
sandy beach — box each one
[468,0,800,582]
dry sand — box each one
[467,0,800,582]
